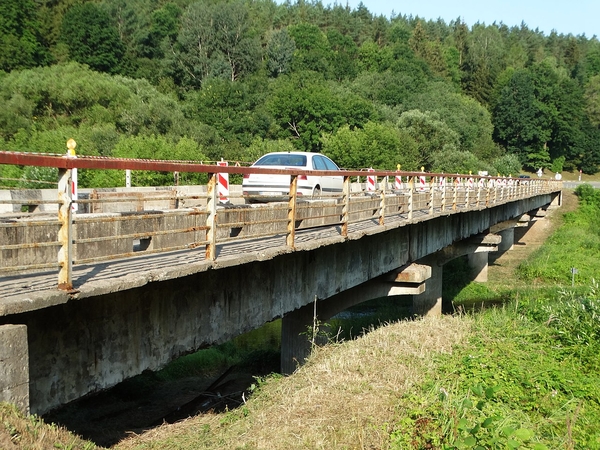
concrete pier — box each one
[0,325,29,414]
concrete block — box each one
[388,282,426,295]
[0,325,29,415]
[0,190,13,213]
[38,189,59,212]
[391,263,432,283]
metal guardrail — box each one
[0,150,562,291]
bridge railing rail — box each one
[0,150,561,291]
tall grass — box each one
[517,184,600,285]
[390,292,600,449]
[388,189,600,449]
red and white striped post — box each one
[367,168,376,192]
[419,167,426,191]
[394,175,403,190]
[217,159,229,204]
[395,164,403,190]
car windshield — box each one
[255,154,307,167]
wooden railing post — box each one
[407,176,414,220]
[452,176,458,211]
[440,176,446,212]
[206,173,218,260]
[379,176,387,225]
[57,167,73,290]
[429,176,434,215]
[341,175,350,237]
[287,175,298,248]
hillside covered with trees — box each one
[2,0,600,188]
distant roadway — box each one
[561,180,600,189]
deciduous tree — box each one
[60,3,126,74]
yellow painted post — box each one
[57,139,76,290]
[205,173,218,260]
[287,175,298,248]
[407,176,414,220]
[452,176,458,211]
[379,176,386,225]
[341,175,350,237]
[429,176,434,215]
[441,176,446,212]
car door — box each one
[313,155,342,194]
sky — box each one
[330,0,600,38]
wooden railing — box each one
[0,150,562,290]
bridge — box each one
[0,149,562,415]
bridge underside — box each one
[0,193,558,414]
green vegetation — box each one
[390,287,600,449]
[518,184,600,285]
[2,0,600,188]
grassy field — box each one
[1,184,599,449]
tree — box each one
[492,69,550,169]
[430,149,483,174]
[322,121,419,170]
[266,29,296,77]
[492,153,522,176]
[60,3,126,74]
[585,74,600,127]
[403,81,498,160]
[184,75,274,147]
[461,24,505,106]
[396,110,460,169]
[170,1,261,88]
[0,0,51,71]
[267,71,373,151]
[326,29,359,81]
[288,23,332,76]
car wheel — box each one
[312,186,322,199]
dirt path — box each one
[488,190,578,286]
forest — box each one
[2,0,600,188]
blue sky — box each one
[328,0,599,38]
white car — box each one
[242,152,344,202]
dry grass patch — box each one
[0,402,97,450]
[116,315,472,450]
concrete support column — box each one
[281,302,319,375]
[413,255,442,317]
[498,227,515,252]
[0,325,29,414]
[468,251,489,282]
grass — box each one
[3,185,600,449]
[114,315,472,449]
[0,402,97,450]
